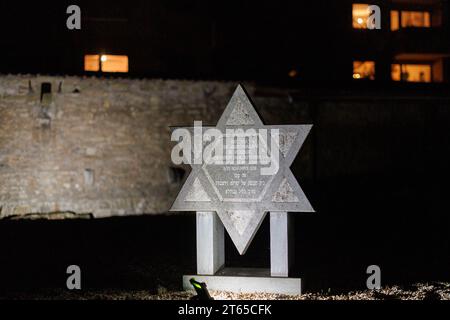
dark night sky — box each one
[0,1,449,87]
[0,1,358,81]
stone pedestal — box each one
[183,268,302,295]
[270,211,293,277]
[196,211,225,275]
[185,211,301,295]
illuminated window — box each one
[391,10,431,30]
[84,54,128,73]
[391,10,400,31]
[402,11,430,28]
[100,55,128,73]
[391,64,431,82]
[391,64,401,81]
[353,61,375,80]
[84,55,100,72]
[353,4,371,29]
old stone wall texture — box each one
[0,75,235,218]
[1,74,449,219]
[0,75,314,219]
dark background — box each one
[0,0,448,86]
[2,0,348,81]
[0,0,449,296]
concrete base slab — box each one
[183,268,302,295]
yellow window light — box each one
[84,55,100,72]
[353,61,375,80]
[84,54,129,73]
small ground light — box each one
[189,278,213,300]
[101,55,107,62]
[357,18,363,24]
[353,73,361,79]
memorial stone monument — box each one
[171,85,314,295]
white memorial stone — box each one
[171,84,314,294]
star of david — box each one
[170,85,314,254]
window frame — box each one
[391,62,434,83]
[353,60,376,80]
[84,54,129,74]
[390,9,433,31]
[352,3,372,30]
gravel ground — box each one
[2,282,449,300]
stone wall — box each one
[1,74,449,219]
[0,75,314,219]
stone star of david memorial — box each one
[170,85,314,295]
